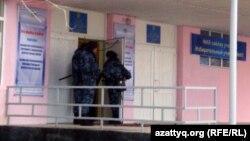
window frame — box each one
[0,0,5,84]
[199,30,229,68]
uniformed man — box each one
[72,41,100,125]
[101,51,131,125]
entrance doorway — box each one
[48,36,124,123]
[77,38,103,118]
[78,38,124,119]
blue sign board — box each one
[191,34,247,61]
[69,11,87,34]
[147,24,161,44]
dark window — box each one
[200,56,209,65]
[211,57,221,67]
[211,32,221,38]
[223,34,230,39]
[223,59,229,67]
[200,30,209,36]
[199,30,230,68]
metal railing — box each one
[6,85,217,131]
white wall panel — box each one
[134,44,154,120]
[48,7,105,123]
[48,9,177,123]
[135,19,176,48]
[153,47,176,121]
[134,19,177,122]
[48,37,77,123]
[162,24,176,48]
[51,7,105,40]
[135,20,146,45]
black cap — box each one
[85,41,98,52]
[106,51,118,59]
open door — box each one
[77,38,124,119]
[103,38,125,119]
[105,38,124,62]
[78,38,105,118]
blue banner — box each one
[191,33,247,61]
[69,11,87,34]
[147,24,161,44]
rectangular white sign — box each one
[15,6,47,96]
[114,23,135,100]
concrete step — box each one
[0,125,150,141]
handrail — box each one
[6,85,217,131]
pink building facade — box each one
[177,26,250,123]
[1,0,250,124]
[0,0,51,124]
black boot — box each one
[109,112,121,125]
[109,121,122,125]
[79,113,94,126]
[73,119,81,125]
[80,120,94,126]
[73,112,82,125]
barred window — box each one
[200,56,209,65]
[200,30,229,68]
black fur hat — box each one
[106,50,118,59]
[80,41,98,52]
